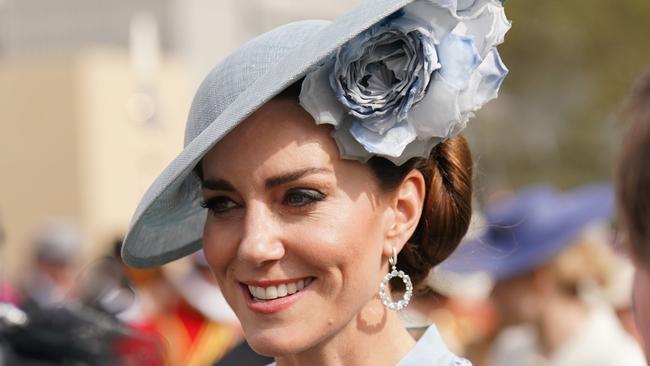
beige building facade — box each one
[0,49,188,279]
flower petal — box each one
[458,47,508,113]
[299,63,347,126]
[403,1,461,44]
[450,111,472,137]
[385,137,443,165]
[456,0,478,11]
[454,0,511,57]
[409,73,462,138]
[330,117,374,162]
[437,33,482,90]
[350,119,417,157]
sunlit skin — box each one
[200,99,425,366]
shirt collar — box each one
[396,325,469,366]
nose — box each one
[237,200,285,266]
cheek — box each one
[297,198,384,267]
[202,218,240,277]
[277,194,388,311]
[314,203,387,303]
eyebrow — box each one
[201,179,236,191]
[201,167,331,191]
[264,167,330,189]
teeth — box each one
[266,286,277,299]
[277,284,287,297]
[247,278,312,300]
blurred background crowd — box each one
[1,0,649,365]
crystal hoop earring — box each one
[379,247,413,311]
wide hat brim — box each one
[122,0,417,268]
[440,183,614,281]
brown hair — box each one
[368,137,473,288]
[616,72,650,269]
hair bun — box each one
[399,135,473,288]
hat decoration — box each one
[300,0,510,165]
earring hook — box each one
[388,246,397,268]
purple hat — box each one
[440,183,614,281]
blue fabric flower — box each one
[300,0,511,164]
[330,14,439,136]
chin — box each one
[245,329,314,357]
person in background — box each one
[442,184,646,366]
[113,241,240,365]
[615,72,650,362]
[20,219,82,307]
[160,250,242,365]
[0,300,135,365]
[1,238,164,365]
[0,217,19,305]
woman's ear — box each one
[383,169,426,256]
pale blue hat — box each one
[122,0,509,268]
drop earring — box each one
[379,246,413,311]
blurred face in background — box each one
[491,272,540,326]
[199,99,400,356]
[36,259,76,287]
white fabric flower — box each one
[300,0,510,164]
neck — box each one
[275,298,416,366]
[535,293,588,356]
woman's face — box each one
[200,99,403,356]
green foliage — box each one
[465,0,650,196]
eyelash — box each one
[283,188,326,208]
[200,188,326,216]
[200,196,239,215]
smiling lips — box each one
[240,277,314,313]
[247,278,313,301]
[248,278,310,300]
